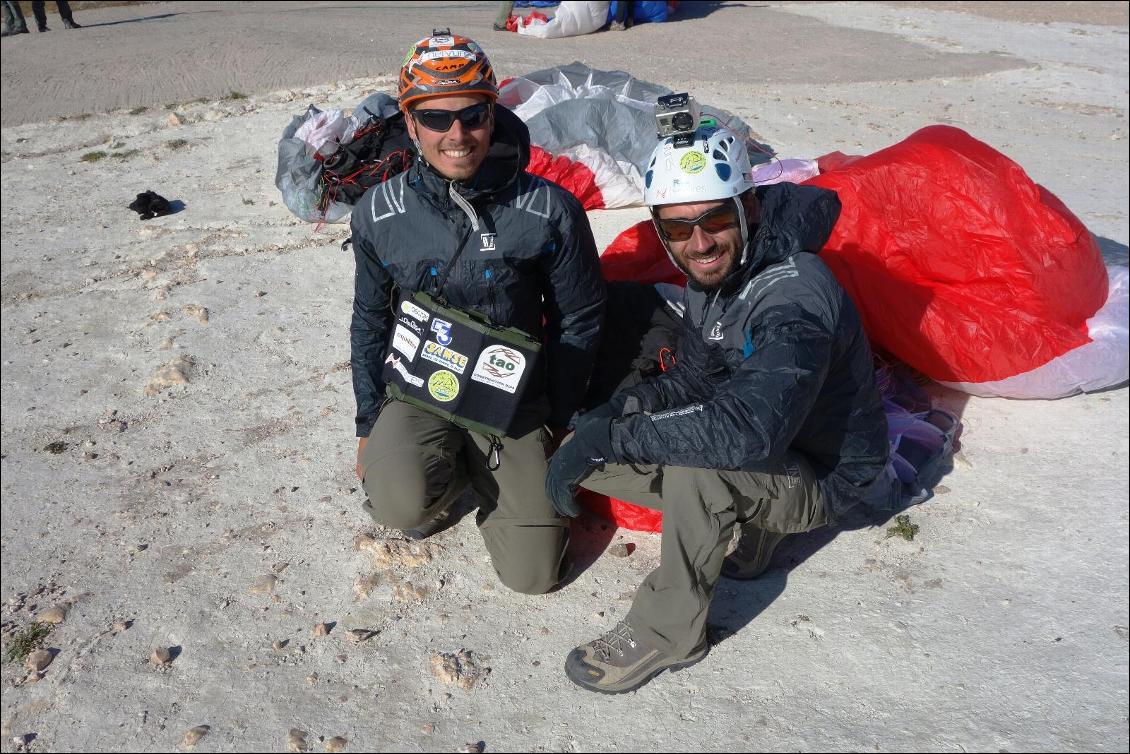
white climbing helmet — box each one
[643,123,755,207]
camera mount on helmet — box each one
[655,93,701,148]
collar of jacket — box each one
[408,104,531,213]
[687,183,837,297]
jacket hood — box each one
[701,183,841,295]
[410,104,531,205]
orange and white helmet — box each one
[398,30,498,111]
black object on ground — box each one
[128,190,173,220]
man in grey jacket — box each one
[546,122,891,692]
[351,32,605,594]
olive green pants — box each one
[582,453,827,657]
[360,399,568,594]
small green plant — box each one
[128,106,148,115]
[166,139,189,150]
[164,103,178,111]
[224,91,248,101]
[886,514,920,541]
[80,151,108,163]
[3,623,50,665]
[112,149,142,160]
[63,112,93,121]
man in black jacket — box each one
[546,123,891,692]
[352,32,605,594]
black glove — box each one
[545,418,616,518]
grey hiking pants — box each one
[360,398,568,594]
[582,452,828,658]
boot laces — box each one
[593,620,637,661]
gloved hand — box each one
[545,418,616,518]
[574,394,628,429]
[574,388,655,432]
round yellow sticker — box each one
[428,369,460,402]
[679,152,706,174]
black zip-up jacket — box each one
[611,183,889,518]
[349,105,606,437]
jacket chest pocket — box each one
[469,259,529,324]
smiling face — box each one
[654,197,755,289]
[405,94,494,182]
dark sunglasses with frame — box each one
[410,102,493,133]
[655,202,742,242]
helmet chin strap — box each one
[733,194,751,267]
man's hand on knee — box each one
[355,436,368,480]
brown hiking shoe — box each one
[721,525,788,580]
[565,620,708,694]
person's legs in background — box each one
[492,1,514,31]
[2,0,30,35]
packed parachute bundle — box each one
[808,125,1126,399]
[498,62,768,210]
[275,92,412,224]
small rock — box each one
[458,742,485,753]
[144,355,194,396]
[312,622,332,637]
[394,581,428,604]
[25,649,53,673]
[353,573,380,601]
[272,639,289,651]
[286,728,309,752]
[150,646,173,667]
[420,723,435,735]
[165,112,185,127]
[34,606,67,625]
[183,305,209,324]
[324,736,347,752]
[112,620,132,633]
[430,649,490,691]
[250,574,277,594]
[346,629,377,643]
[608,543,634,558]
[182,725,210,749]
[306,673,318,685]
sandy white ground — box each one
[1,2,1127,752]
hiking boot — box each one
[721,524,787,580]
[401,508,450,541]
[565,620,708,694]
[37,24,49,32]
[62,19,82,29]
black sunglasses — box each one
[411,102,492,133]
[656,203,741,242]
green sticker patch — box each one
[680,152,706,175]
[427,369,460,402]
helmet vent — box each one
[644,170,654,188]
[714,164,732,181]
[712,149,727,161]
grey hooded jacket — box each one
[349,106,606,437]
[611,183,890,519]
